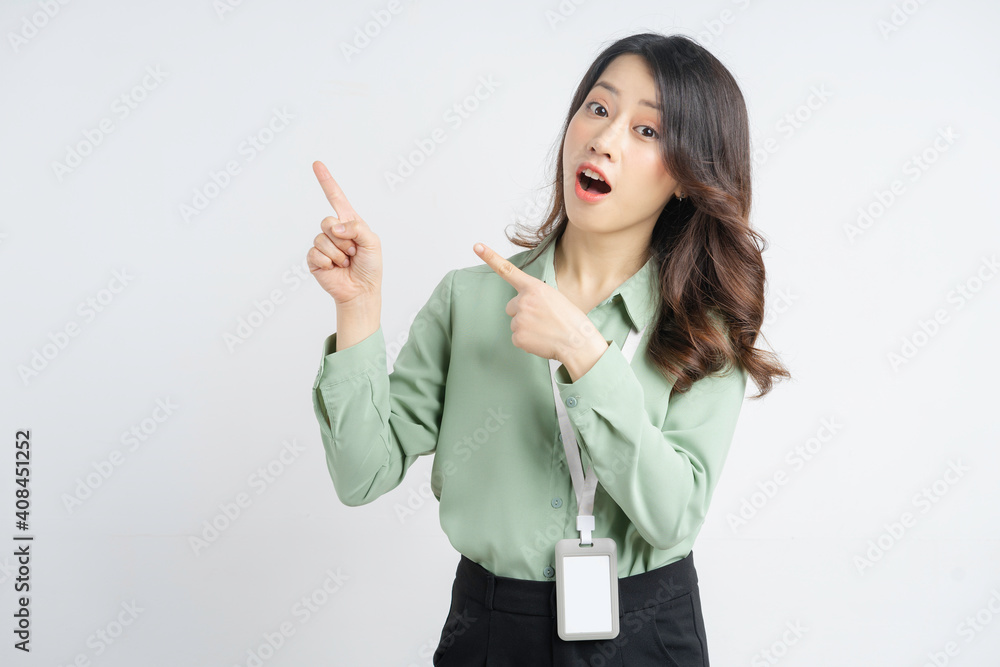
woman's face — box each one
[562,53,681,234]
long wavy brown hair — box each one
[508,32,790,399]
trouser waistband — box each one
[453,552,699,618]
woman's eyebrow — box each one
[593,81,660,111]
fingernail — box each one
[347,246,356,255]
[474,243,483,253]
[334,224,345,232]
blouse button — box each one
[565,396,578,408]
[557,432,563,442]
[543,566,555,578]
[551,497,562,508]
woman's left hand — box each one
[474,242,608,368]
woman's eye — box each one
[586,102,658,139]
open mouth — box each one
[578,171,611,195]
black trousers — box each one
[432,551,709,666]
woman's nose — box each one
[589,125,622,159]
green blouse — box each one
[311,235,748,581]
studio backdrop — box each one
[2,0,998,665]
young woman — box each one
[308,32,789,666]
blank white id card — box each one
[554,537,620,641]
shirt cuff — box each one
[313,325,386,390]
[552,339,629,411]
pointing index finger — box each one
[474,242,533,292]
[313,160,359,222]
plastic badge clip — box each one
[577,514,595,546]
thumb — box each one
[330,217,373,248]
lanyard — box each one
[547,323,647,545]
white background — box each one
[2,0,999,665]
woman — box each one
[308,32,789,666]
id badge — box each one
[554,537,620,641]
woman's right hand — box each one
[307,160,383,307]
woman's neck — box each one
[553,225,650,297]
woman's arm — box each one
[552,344,748,550]
[333,295,382,352]
[312,269,456,506]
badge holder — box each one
[555,516,619,641]
[547,323,645,642]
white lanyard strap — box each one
[548,323,647,545]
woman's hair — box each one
[508,31,790,399]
